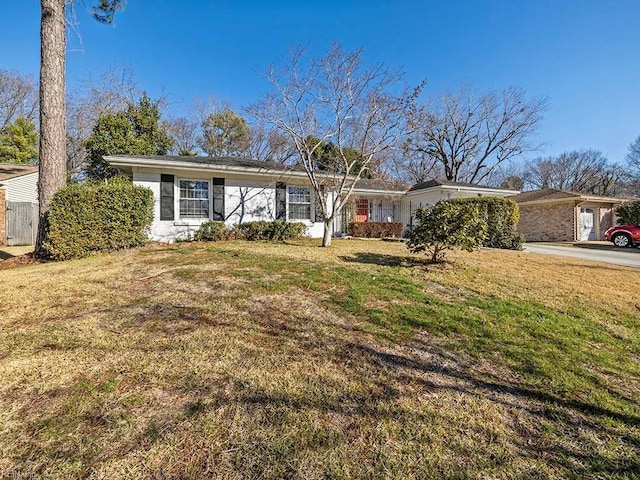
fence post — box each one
[0,188,6,246]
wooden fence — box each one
[6,201,38,246]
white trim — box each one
[178,178,211,220]
[406,185,519,197]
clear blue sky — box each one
[2,0,639,163]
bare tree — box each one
[406,85,547,185]
[164,116,199,156]
[251,45,420,247]
[393,144,443,184]
[36,0,125,256]
[245,121,298,164]
[525,150,624,195]
[626,136,640,176]
[0,70,38,129]
[66,66,140,173]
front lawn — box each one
[0,239,638,479]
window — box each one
[179,180,209,218]
[288,186,311,220]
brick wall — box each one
[517,202,577,242]
[0,188,6,246]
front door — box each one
[579,207,595,241]
[355,199,369,222]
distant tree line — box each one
[4,60,640,199]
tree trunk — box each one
[35,0,66,256]
[322,217,333,247]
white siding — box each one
[2,172,38,203]
[133,169,326,242]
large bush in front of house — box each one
[194,221,229,242]
[236,220,306,242]
[43,179,154,260]
[348,221,403,238]
[616,201,640,225]
[448,197,524,250]
[406,200,487,263]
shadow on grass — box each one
[339,252,430,268]
[0,250,14,260]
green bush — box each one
[43,179,154,260]
[348,222,403,238]
[406,200,487,263]
[448,197,524,250]
[194,221,228,241]
[236,220,306,241]
[615,201,640,225]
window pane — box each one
[179,180,210,218]
[288,186,311,220]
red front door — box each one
[355,199,369,222]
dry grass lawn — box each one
[0,239,638,479]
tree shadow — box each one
[339,252,430,268]
[0,250,14,260]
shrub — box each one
[616,201,640,225]
[447,197,524,250]
[236,220,306,241]
[43,179,154,260]
[348,222,403,238]
[194,221,228,241]
[406,200,487,263]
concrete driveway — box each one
[524,242,640,269]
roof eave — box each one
[104,155,313,180]
[407,184,519,196]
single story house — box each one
[513,188,627,242]
[0,164,39,246]
[106,155,521,242]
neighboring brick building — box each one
[513,188,626,242]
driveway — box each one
[524,243,640,269]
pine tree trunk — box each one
[35,0,66,256]
[322,217,333,247]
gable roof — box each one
[0,164,38,182]
[409,178,480,191]
[513,188,626,204]
[408,178,519,194]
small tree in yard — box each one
[406,200,486,263]
[251,45,421,247]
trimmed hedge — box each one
[616,201,640,225]
[236,220,306,241]
[194,221,228,241]
[349,221,403,238]
[43,180,154,260]
[447,197,524,250]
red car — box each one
[605,224,640,247]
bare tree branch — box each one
[406,85,547,185]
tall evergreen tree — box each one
[85,93,173,180]
[36,0,125,255]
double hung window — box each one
[288,186,311,220]
[179,180,209,218]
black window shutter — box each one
[160,174,174,221]
[212,177,225,221]
[276,182,287,220]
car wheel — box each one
[612,232,632,248]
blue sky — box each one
[2,0,639,163]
